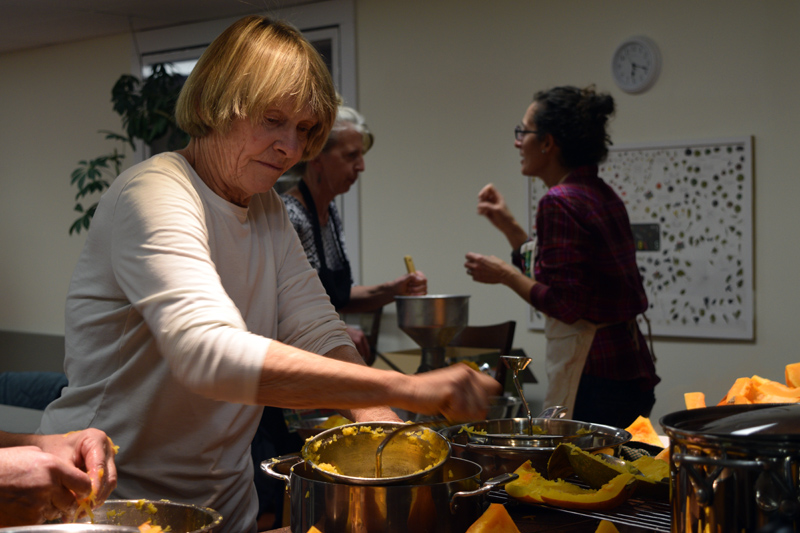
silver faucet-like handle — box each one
[500,355,534,434]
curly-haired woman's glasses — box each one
[514,125,538,141]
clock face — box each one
[612,37,661,93]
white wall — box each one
[1,0,798,427]
[0,33,132,332]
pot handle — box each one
[672,453,765,505]
[260,453,303,489]
[450,472,519,514]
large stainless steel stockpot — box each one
[661,403,800,533]
[262,454,516,533]
[440,417,631,481]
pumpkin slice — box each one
[625,416,664,448]
[684,392,706,409]
[465,503,521,533]
[631,456,669,482]
[786,363,800,388]
[506,461,595,504]
[725,377,754,404]
[654,446,670,462]
[595,520,620,533]
[548,443,668,501]
[750,375,800,400]
[539,472,636,511]
[507,460,636,511]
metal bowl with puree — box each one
[301,421,451,485]
[75,500,222,533]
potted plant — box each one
[69,63,189,234]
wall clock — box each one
[611,36,661,94]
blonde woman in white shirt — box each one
[40,15,499,533]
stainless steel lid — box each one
[670,403,800,437]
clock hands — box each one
[630,62,649,77]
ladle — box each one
[501,355,536,435]
[375,418,449,477]
[598,453,645,477]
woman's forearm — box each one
[502,221,530,251]
[339,284,394,313]
[502,269,536,305]
[257,342,404,410]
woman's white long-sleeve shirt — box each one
[39,153,351,533]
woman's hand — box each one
[0,445,92,526]
[392,271,427,297]
[464,252,517,285]
[464,252,536,305]
[399,364,502,423]
[476,184,529,249]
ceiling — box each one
[0,0,311,55]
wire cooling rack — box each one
[489,488,672,532]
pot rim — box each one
[440,417,631,451]
[263,454,485,488]
[660,404,800,447]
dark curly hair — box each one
[531,85,615,168]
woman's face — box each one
[314,127,365,197]
[211,100,317,203]
[516,102,544,177]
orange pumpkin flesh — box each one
[624,416,664,448]
[506,461,594,504]
[506,461,636,511]
[465,503,521,533]
[684,392,706,409]
[538,472,636,511]
[786,363,800,388]
[595,520,621,533]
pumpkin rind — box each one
[506,460,593,504]
[547,443,669,501]
[507,460,637,511]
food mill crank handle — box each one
[404,255,416,274]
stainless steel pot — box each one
[440,417,631,481]
[661,403,800,533]
[262,454,516,533]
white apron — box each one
[543,316,597,418]
[521,240,598,419]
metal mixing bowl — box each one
[76,500,222,533]
[301,421,451,485]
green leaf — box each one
[70,62,187,235]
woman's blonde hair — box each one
[175,15,339,160]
